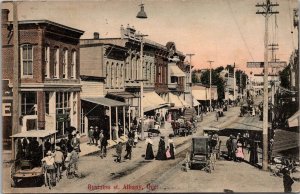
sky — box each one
[1,0,299,75]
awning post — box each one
[123,106,126,137]
[109,106,112,141]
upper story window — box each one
[44,45,50,78]
[106,62,111,87]
[71,50,76,79]
[54,47,59,78]
[21,44,33,77]
[62,49,68,79]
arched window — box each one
[44,45,50,78]
[106,61,110,87]
[116,63,119,87]
[71,50,76,79]
[111,63,115,88]
[62,48,68,79]
[120,64,123,86]
[21,44,33,77]
[54,47,59,78]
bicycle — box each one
[43,165,56,189]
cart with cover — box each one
[189,136,214,173]
[10,130,56,188]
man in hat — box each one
[283,168,294,193]
[226,135,233,160]
[100,133,108,158]
[54,146,64,180]
[94,126,100,146]
[42,151,56,185]
[115,141,123,163]
[88,126,94,145]
[124,137,134,160]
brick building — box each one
[1,9,84,149]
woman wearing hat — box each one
[156,136,166,160]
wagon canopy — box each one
[10,130,57,138]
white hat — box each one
[46,150,52,156]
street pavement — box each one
[3,106,300,193]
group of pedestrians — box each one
[226,134,244,162]
[150,134,176,161]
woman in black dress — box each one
[156,136,166,160]
[145,134,154,160]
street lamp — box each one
[136,3,147,19]
[208,60,214,112]
[136,33,148,140]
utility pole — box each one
[256,0,279,171]
[208,60,214,112]
[12,2,20,159]
[233,63,236,102]
[268,43,279,73]
[186,53,195,107]
[136,33,148,140]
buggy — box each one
[10,130,57,188]
[189,136,214,173]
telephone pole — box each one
[208,60,214,112]
[186,54,195,107]
[256,0,279,171]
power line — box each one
[226,0,255,62]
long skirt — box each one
[156,147,166,160]
[145,143,154,160]
[169,143,175,159]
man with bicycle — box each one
[41,151,56,188]
[54,146,64,181]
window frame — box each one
[20,44,33,78]
[54,47,60,78]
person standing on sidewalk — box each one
[124,137,134,160]
[94,126,100,146]
[88,126,94,145]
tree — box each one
[279,64,290,89]
[200,69,225,101]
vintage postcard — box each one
[1,0,300,193]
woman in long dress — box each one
[145,135,154,160]
[156,136,166,160]
[167,136,175,159]
[235,142,244,162]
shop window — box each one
[21,92,36,115]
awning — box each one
[168,93,185,109]
[193,98,200,106]
[107,91,137,99]
[82,97,128,107]
[288,110,300,127]
[169,65,185,77]
[143,92,168,112]
[192,89,207,101]
[11,130,57,138]
[272,129,300,154]
[179,96,190,107]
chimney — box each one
[93,32,99,39]
[2,9,10,23]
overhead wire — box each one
[225,0,255,62]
